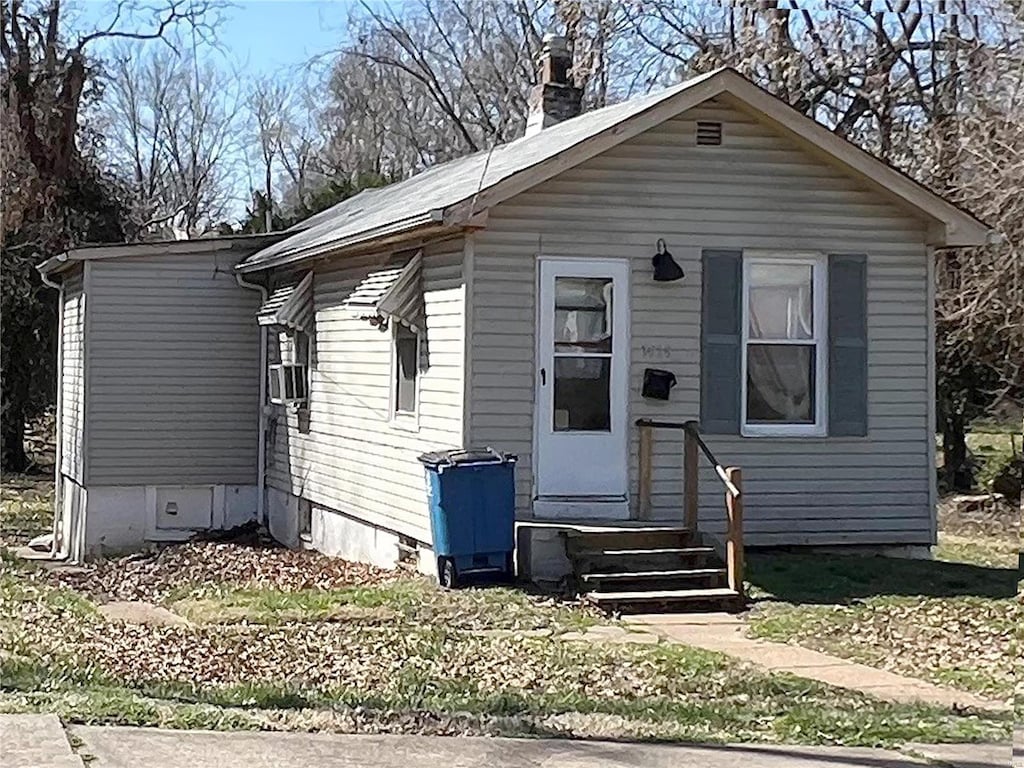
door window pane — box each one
[746,344,815,423]
[554,277,612,353]
[553,357,610,431]
[748,264,813,340]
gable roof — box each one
[237,68,990,274]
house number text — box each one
[639,344,672,361]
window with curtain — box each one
[742,256,827,436]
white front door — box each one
[535,258,630,517]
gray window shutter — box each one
[700,249,743,434]
[828,254,868,436]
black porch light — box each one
[652,238,684,282]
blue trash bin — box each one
[417,447,517,588]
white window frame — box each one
[740,251,828,438]
[390,321,421,429]
[268,329,310,408]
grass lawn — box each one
[0,474,52,548]
[746,514,1019,703]
[0,477,1011,746]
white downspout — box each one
[236,272,269,527]
[40,270,64,557]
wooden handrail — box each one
[635,419,741,498]
[638,424,653,519]
[635,418,744,598]
[725,467,744,594]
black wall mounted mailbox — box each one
[642,368,677,400]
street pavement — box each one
[67,724,1013,768]
[0,715,1013,768]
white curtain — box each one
[747,266,814,422]
[747,345,812,421]
[554,278,612,351]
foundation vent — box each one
[696,121,723,146]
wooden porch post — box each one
[683,430,699,531]
[725,467,744,596]
[638,423,653,520]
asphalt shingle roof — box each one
[238,70,721,271]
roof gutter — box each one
[39,268,61,290]
[37,252,71,279]
[236,209,446,274]
[234,272,270,532]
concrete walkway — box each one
[64,725,1010,768]
[903,741,1014,768]
[0,716,1010,768]
[627,613,1009,712]
[0,714,83,768]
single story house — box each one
[39,43,991,604]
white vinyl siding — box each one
[266,238,465,542]
[59,266,86,481]
[85,249,262,486]
[469,97,933,546]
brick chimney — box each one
[525,34,582,137]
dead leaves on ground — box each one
[751,596,1016,701]
[48,536,400,603]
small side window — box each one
[394,323,418,416]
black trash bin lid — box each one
[417,446,516,468]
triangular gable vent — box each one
[257,271,314,332]
[342,251,425,333]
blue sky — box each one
[210,1,349,74]
[69,1,367,220]
[73,0,354,75]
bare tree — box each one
[100,39,242,239]
[276,84,324,216]
[245,74,290,232]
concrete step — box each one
[585,586,741,605]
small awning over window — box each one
[343,251,424,332]
[257,271,313,332]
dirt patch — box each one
[174,599,401,626]
[557,625,662,645]
[98,601,191,627]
